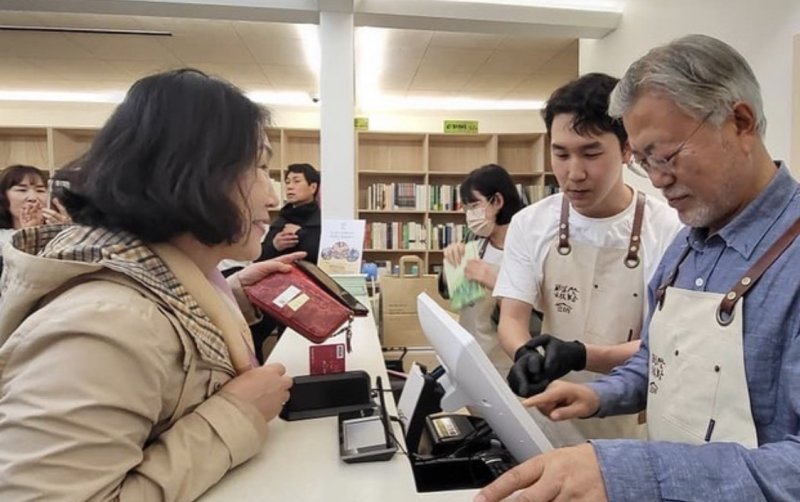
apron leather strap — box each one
[559,191,646,266]
[624,191,647,269]
[478,237,490,259]
[655,245,692,309]
[717,216,800,325]
[558,196,571,255]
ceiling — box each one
[0,10,578,104]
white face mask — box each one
[466,204,495,237]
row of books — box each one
[363,182,562,212]
[364,221,468,250]
[365,183,427,210]
[517,183,560,205]
[429,184,463,211]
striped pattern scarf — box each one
[16,225,234,373]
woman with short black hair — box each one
[440,163,526,375]
[0,164,49,234]
[0,68,298,500]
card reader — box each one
[338,376,398,463]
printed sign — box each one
[444,120,479,134]
[354,117,370,131]
[318,219,366,275]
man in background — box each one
[259,163,321,264]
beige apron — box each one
[540,192,647,440]
[647,218,800,446]
[459,240,513,376]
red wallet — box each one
[245,263,353,349]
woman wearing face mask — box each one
[440,163,526,374]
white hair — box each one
[609,34,766,137]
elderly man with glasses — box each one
[478,34,800,502]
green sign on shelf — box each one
[354,117,369,131]
[444,120,479,134]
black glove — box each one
[506,347,549,398]
[506,335,586,398]
[528,334,586,380]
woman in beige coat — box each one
[0,69,296,500]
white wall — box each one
[580,0,800,193]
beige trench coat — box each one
[0,240,268,501]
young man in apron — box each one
[494,72,682,440]
[478,35,800,502]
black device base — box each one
[411,447,516,492]
[280,370,372,421]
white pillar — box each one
[319,8,355,219]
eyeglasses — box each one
[464,194,496,212]
[628,110,714,177]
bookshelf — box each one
[357,131,557,274]
[0,128,51,170]
[0,126,558,274]
[0,125,321,216]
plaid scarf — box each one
[16,225,234,373]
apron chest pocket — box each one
[661,352,722,442]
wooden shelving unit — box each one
[357,131,556,273]
[0,125,557,274]
[0,128,52,170]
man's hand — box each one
[474,443,608,502]
[443,242,466,267]
[522,380,600,421]
[273,229,300,252]
[507,336,587,397]
[529,334,587,380]
[507,347,549,397]
[236,251,306,287]
[464,259,499,289]
[222,363,293,422]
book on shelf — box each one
[428,220,467,250]
[429,184,463,211]
[514,183,561,206]
[545,183,561,196]
[365,182,426,210]
[364,221,427,250]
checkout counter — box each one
[200,297,583,501]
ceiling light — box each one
[359,95,545,111]
[436,0,623,12]
[296,24,320,79]
[247,91,319,106]
[0,90,125,103]
[0,25,172,36]
[356,27,387,105]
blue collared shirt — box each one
[588,163,800,501]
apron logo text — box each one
[553,284,579,314]
[649,352,667,395]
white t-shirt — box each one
[493,190,683,319]
[481,241,503,268]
